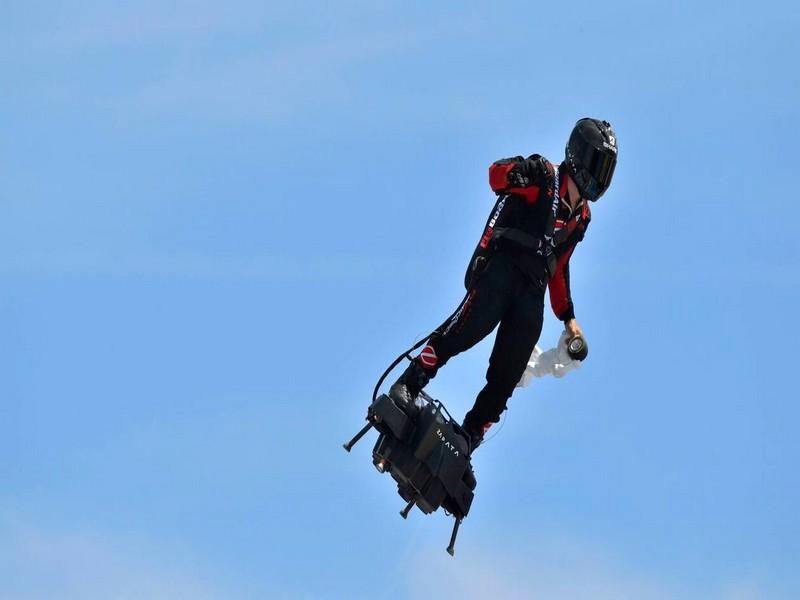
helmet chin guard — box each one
[565,118,617,201]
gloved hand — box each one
[507,157,546,188]
[507,166,532,187]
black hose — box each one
[370,337,429,404]
[371,288,472,403]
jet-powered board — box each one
[343,276,588,556]
[343,371,477,556]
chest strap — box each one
[491,162,563,276]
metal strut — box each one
[399,498,415,519]
[342,421,373,452]
[446,517,462,557]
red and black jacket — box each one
[464,154,590,322]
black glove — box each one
[507,166,531,187]
[507,156,547,188]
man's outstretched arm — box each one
[549,244,584,339]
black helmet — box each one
[565,118,617,201]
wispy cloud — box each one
[406,540,679,600]
[119,21,473,122]
[403,538,772,600]
[0,514,244,600]
[26,1,263,50]
[5,4,481,123]
[0,249,410,282]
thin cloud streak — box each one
[0,250,400,282]
[0,515,245,600]
[405,540,770,600]
[119,20,477,122]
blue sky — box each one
[1,1,799,598]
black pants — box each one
[417,252,545,430]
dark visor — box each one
[577,145,616,200]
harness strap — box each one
[491,162,563,276]
[540,164,561,263]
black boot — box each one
[388,360,431,415]
[460,420,493,455]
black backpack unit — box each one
[343,385,477,556]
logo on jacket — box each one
[419,345,438,368]
[480,195,507,249]
[542,166,560,254]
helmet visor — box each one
[575,146,616,200]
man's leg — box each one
[389,254,517,408]
[462,280,545,446]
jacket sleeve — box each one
[548,242,577,322]
[488,155,547,203]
